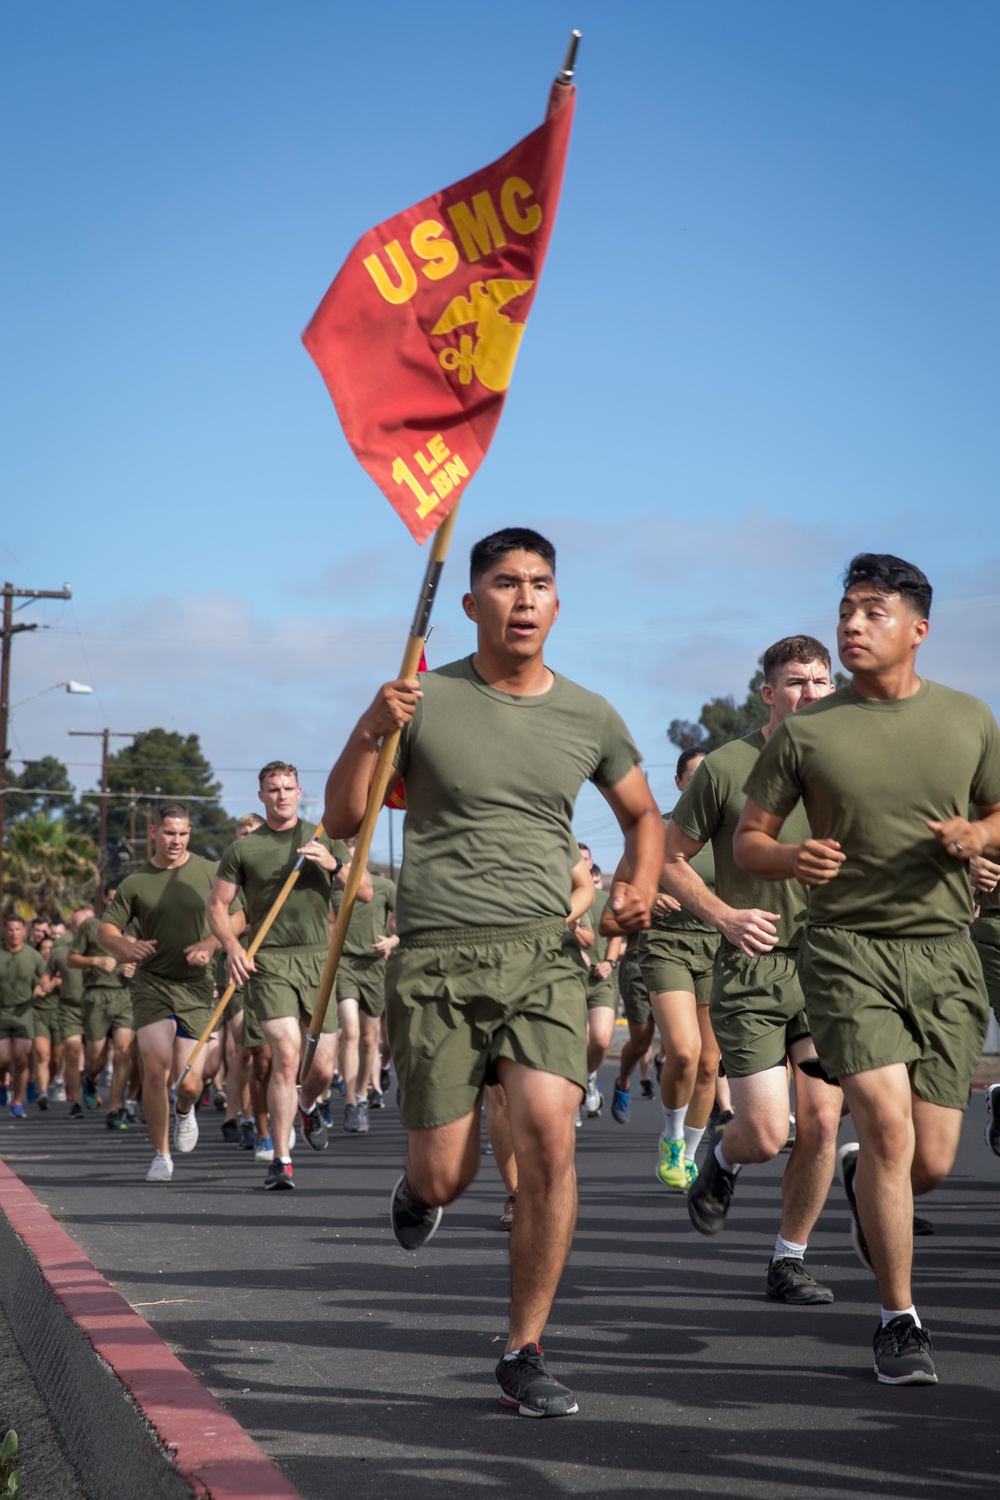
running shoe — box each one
[145,1154,174,1183]
[320,1098,334,1128]
[0,1085,8,1106]
[912,1214,934,1236]
[26,1081,38,1103]
[656,1136,687,1191]
[610,1083,630,1125]
[765,1257,834,1304]
[684,1159,698,1191]
[784,1113,797,1149]
[173,1107,199,1154]
[238,1119,255,1150]
[82,1075,101,1110]
[837,1142,874,1272]
[50,1081,68,1103]
[220,1118,240,1143]
[10,1102,27,1120]
[106,1109,128,1132]
[344,1102,362,1133]
[101,1066,113,1090]
[687,1133,738,1235]
[264,1159,294,1190]
[499,1191,517,1231]
[299,1103,330,1150]
[873,1315,937,1385]
[355,1099,370,1134]
[37,1093,49,1111]
[254,1133,275,1163]
[496,1344,578,1418]
[69,1101,84,1119]
[584,1078,603,1116]
[380,1064,391,1093]
[367,1087,385,1110]
[390,1173,442,1250]
[986,1083,1000,1157]
[123,1098,139,1123]
[640,1079,654,1100]
[214,1087,228,1111]
[333,1070,346,1096]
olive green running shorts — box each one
[799,926,989,1110]
[31,1002,62,1044]
[638,927,719,1005]
[59,999,84,1039]
[132,972,214,1038]
[0,1008,33,1042]
[618,947,651,1026]
[386,917,588,1130]
[241,995,266,1049]
[710,944,810,1078]
[83,987,134,1042]
[335,957,387,1018]
[586,970,617,1012]
[247,946,337,1034]
[971,914,1000,1026]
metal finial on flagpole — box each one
[557,30,581,84]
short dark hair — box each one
[156,802,189,824]
[676,747,706,779]
[258,760,298,787]
[761,636,832,685]
[469,528,555,586]
[843,553,932,618]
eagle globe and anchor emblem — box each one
[432,277,535,393]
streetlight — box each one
[11,680,93,710]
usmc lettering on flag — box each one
[303,82,575,544]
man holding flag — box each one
[324,527,662,1417]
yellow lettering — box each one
[362,241,417,305]
[446,191,507,264]
[414,449,437,476]
[391,457,441,520]
[444,454,469,486]
[427,433,450,464]
[500,177,542,236]
[431,469,453,499]
[410,219,459,281]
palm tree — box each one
[2,814,99,917]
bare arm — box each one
[567,858,596,936]
[663,819,781,957]
[599,765,664,932]
[928,802,1000,862]
[97,920,157,965]
[733,799,846,887]
[208,876,255,987]
[68,948,117,975]
[324,677,422,838]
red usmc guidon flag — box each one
[302,81,575,544]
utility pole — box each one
[0,580,73,902]
[68,729,139,911]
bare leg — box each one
[137,1019,179,1155]
[109,1027,134,1113]
[337,999,361,1105]
[357,1011,381,1099]
[261,1016,300,1157]
[777,1041,843,1242]
[63,1035,83,1105]
[689,1006,721,1128]
[486,1083,517,1195]
[651,990,701,1112]
[617,1020,654,1091]
[585,1006,616,1076]
[301,1030,336,1111]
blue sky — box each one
[2,0,998,869]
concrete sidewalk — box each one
[1,1068,999,1499]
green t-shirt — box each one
[216,820,349,950]
[104,854,219,981]
[46,934,85,1004]
[331,874,396,961]
[743,680,1000,937]
[652,809,716,933]
[672,730,811,949]
[393,657,642,936]
[0,944,45,1012]
[70,916,131,992]
[581,886,610,965]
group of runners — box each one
[2,529,1000,1417]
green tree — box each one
[66,729,235,882]
[668,659,846,753]
[4,755,75,824]
[3,813,98,916]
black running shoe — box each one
[687,1134,738,1235]
[37,1094,49,1111]
[837,1143,874,1272]
[986,1084,1000,1157]
[82,1075,101,1110]
[765,1256,834,1304]
[496,1344,578,1418]
[298,1104,329,1151]
[640,1079,654,1099]
[912,1214,934,1237]
[390,1173,442,1250]
[69,1101,84,1119]
[872,1315,937,1385]
[264,1160,294,1190]
[380,1064,391,1093]
[220,1118,240,1143]
[106,1109,128,1132]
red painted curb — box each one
[0,1157,302,1500]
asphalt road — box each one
[1,1067,998,1500]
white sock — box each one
[882,1306,920,1328]
[662,1104,687,1138]
[684,1124,706,1159]
[773,1234,807,1263]
[153,1151,172,1162]
[587,1071,597,1085]
[715,1140,740,1174]
[299,1100,317,1117]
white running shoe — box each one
[289,1123,296,1151]
[584,1079,603,1116]
[145,1153,174,1183]
[173,1107,200,1154]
